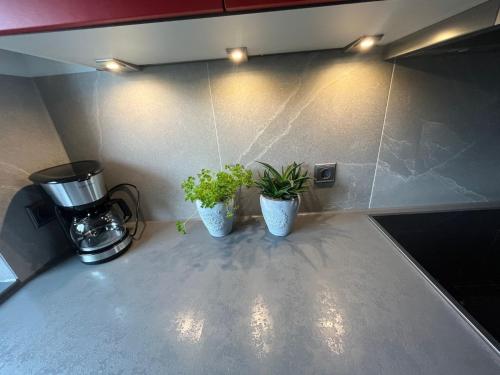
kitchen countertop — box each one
[1,213,499,374]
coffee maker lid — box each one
[29,160,103,184]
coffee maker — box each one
[29,161,139,264]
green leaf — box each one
[176,221,186,235]
[178,164,253,229]
[255,161,310,200]
[257,161,281,180]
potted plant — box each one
[255,162,310,236]
[176,164,253,237]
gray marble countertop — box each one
[1,213,499,374]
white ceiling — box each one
[0,0,487,76]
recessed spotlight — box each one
[226,47,248,63]
[345,35,384,53]
[104,61,121,71]
[359,37,376,50]
[95,58,140,72]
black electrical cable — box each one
[108,183,143,240]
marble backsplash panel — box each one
[0,75,69,227]
[0,74,70,281]
[34,49,500,220]
[36,63,221,221]
[36,50,393,220]
[208,52,392,214]
[370,52,500,208]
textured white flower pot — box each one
[196,200,234,237]
[260,195,300,237]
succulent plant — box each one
[255,161,310,200]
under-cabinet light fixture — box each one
[95,58,140,72]
[226,47,248,63]
[344,35,384,53]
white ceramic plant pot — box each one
[260,195,300,237]
[196,200,234,237]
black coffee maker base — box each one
[77,234,132,265]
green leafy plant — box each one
[176,164,253,234]
[255,161,310,200]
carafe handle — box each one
[109,198,132,223]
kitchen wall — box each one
[0,74,70,281]
[35,51,392,220]
[34,49,500,221]
[370,52,500,207]
[0,74,69,226]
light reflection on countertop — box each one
[90,270,106,280]
[174,310,205,344]
[316,287,345,354]
[250,294,273,358]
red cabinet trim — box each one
[0,0,380,36]
[0,0,224,36]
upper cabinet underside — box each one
[0,0,375,36]
[0,0,489,75]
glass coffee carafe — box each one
[70,199,131,252]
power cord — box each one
[108,183,144,240]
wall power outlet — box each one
[314,163,336,186]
